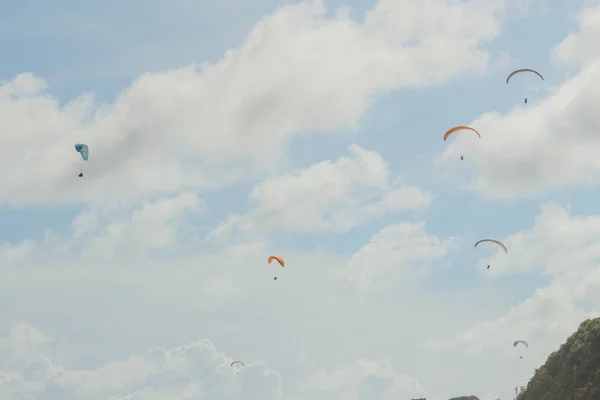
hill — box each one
[517,317,600,400]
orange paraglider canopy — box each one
[443,126,481,141]
[268,256,285,267]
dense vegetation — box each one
[516,317,600,400]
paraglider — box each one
[444,126,481,160]
[231,360,245,375]
[74,143,89,177]
[475,239,507,270]
[268,256,284,280]
[475,239,508,253]
[514,340,528,359]
[506,69,543,104]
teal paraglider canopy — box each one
[74,143,89,161]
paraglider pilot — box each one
[460,155,464,161]
[524,97,528,104]
[78,173,83,177]
[487,265,490,269]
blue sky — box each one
[2,0,600,399]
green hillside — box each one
[516,317,600,400]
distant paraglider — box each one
[444,126,481,160]
[514,340,528,359]
[268,256,284,280]
[475,239,507,270]
[74,143,89,177]
[231,360,245,375]
[506,68,543,104]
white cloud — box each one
[438,61,600,198]
[8,1,600,400]
[0,323,434,400]
[0,323,282,400]
[0,0,505,206]
[478,203,600,279]
[554,5,600,67]
[422,203,600,395]
[437,3,600,199]
[77,193,202,259]
[423,284,592,359]
[299,359,426,400]
[210,145,430,238]
[0,193,202,266]
[340,221,456,294]
[0,324,54,371]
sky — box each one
[2,0,600,398]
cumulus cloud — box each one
[437,3,600,199]
[478,203,600,280]
[0,323,434,400]
[340,221,456,293]
[423,284,593,359]
[7,1,597,400]
[0,323,282,400]
[0,193,202,267]
[76,192,202,259]
[210,145,430,238]
[423,203,600,373]
[299,359,426,400]
[0,0,505,205]
[554,4,600,67]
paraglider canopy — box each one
[475,239,508,253]
[74,143,89,161]
[268,256,284,267]
[506,68,544,84]
[443,126,481,141]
